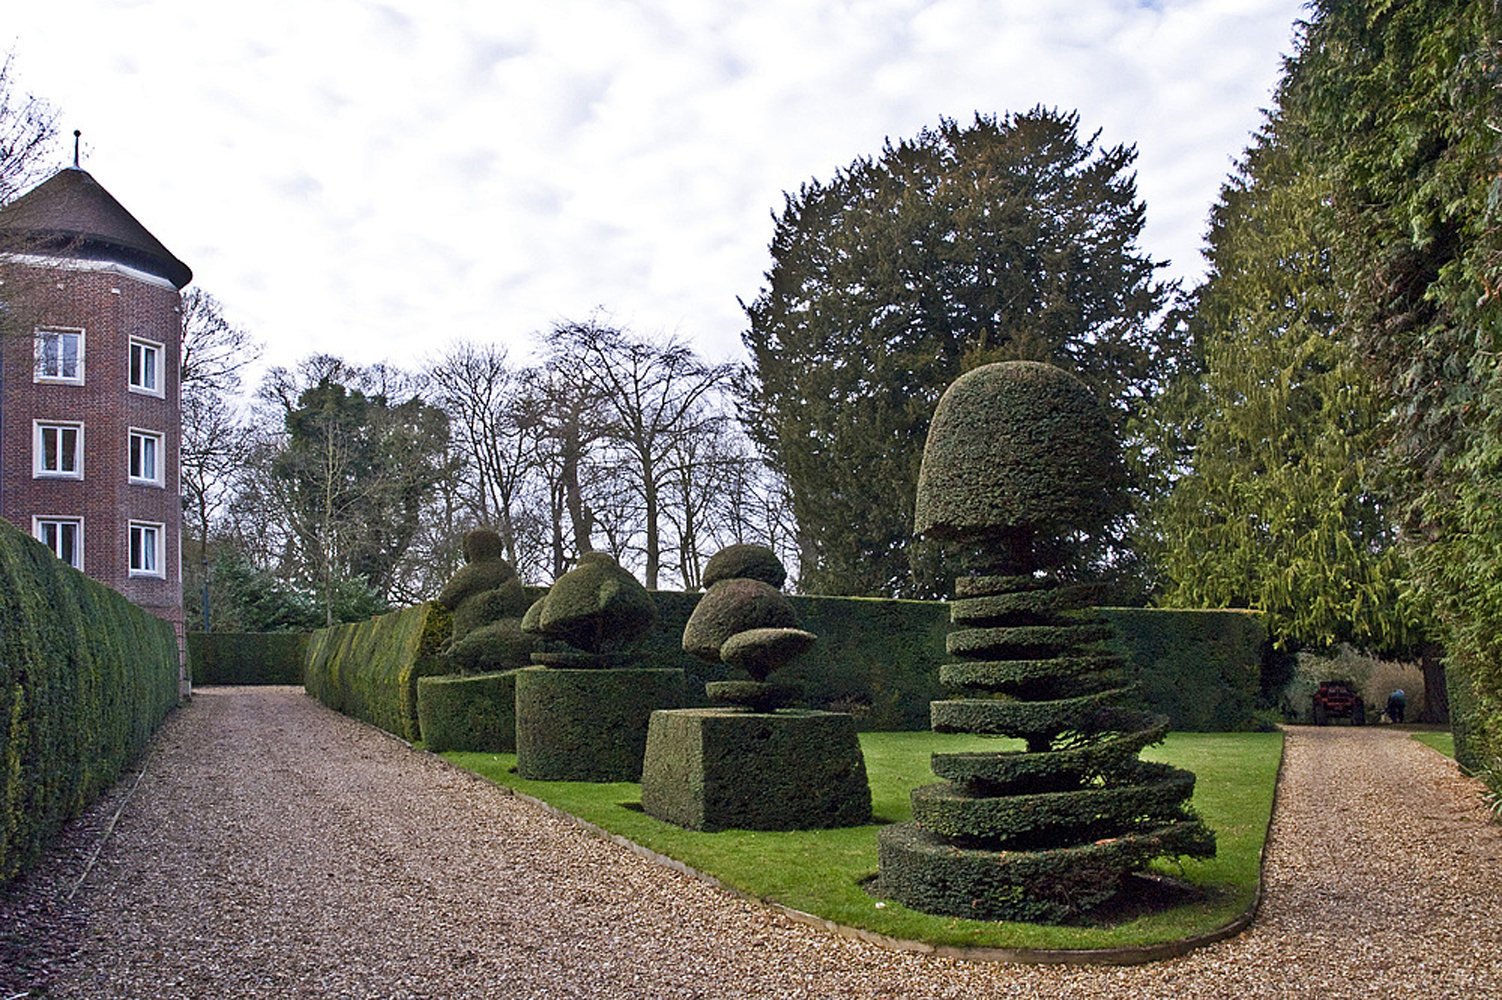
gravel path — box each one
[3,686,1500,999]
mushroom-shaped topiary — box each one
[877,361,1213,924]
[914,361,1126,572]
[436,528,537,671]
[681,578,798,662]
[523,551,658,657]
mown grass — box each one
[445,730,1282,952]
[1411,731,1455,759]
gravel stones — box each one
[6,693,1502,998]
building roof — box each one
[0,167,192,289]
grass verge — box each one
[1411,731,1456,759]
[444,730,1283,952]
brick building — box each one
[0,166,192,642]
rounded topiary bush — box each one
[702,544,787,589]
[681,578,798,662]
[913,361,1125,551]
[525,552,658,655]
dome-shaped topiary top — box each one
[523,551,657,654]
[913,361,1123,545]
[702,544,786,589]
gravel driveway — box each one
[3,686,1500,999]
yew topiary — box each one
[523,551,658,656]
[877,360,1213,923]
[913,361,1126,571]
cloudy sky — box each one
[5,0,1304,374]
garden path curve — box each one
[3,686,1500,999]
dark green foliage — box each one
[703,680,800,712]
[187,632,308,685]
[702,544,786,588]
[914,362,1125,552]
[446,618,536,674]
[514,667,684,781]
[620,590,1265,732]
[876,814,1217,924]
[271,370,456,610]
[416,670,520,753]
[719,627,816,682]
[1,519,179,883]
[910,761,1196,845]
[741,109,1173,598]
[526,552,657,654]
[881,361,1213,923]
[929,719,1169,791]
[681,579,798,663]
[1098,609,1267,733]
[639,708,871,831]
[302,601,453,742]
[1446,660,1486,774]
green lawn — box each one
[445,730,1282,952]
[1411,731,1455,759]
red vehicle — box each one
[1313,680,1367,726]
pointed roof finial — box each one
[73,130,81,168]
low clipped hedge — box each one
[416,670,521,752]
[1,518,179,883]
[303,601,452,743]
[514,666,684,781]
[187,632,308,685]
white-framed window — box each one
[128,521,165,577]
[129,337,164,397]
[35,327,85,384]
[33,421,84,478]
[128,428,165,486]
[33,516,83,569]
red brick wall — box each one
[0,260,184,635]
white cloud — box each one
[4,0,1302,372]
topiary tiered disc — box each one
[877,361,1214,923]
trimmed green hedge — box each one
[303,601,453,742]
[640,708,871,831]
[1,517,179,883]
[572,593,1265,732]
[416,670,520,752]
[1098,609,1266,733]
[187,632,309,685]
[289,591,1266,738]
[514,666,685,781]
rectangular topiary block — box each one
[640,708,872,831]
[416,670,520,752]
[515,666,684,782]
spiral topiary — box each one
[877,361,1214,923]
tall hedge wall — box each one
[1098,608,1267,732]
[1,518,180,883]
[591,591,1265,732]
[303,601,452,742]
[299,591,1266,738]
[187,632,309,686]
